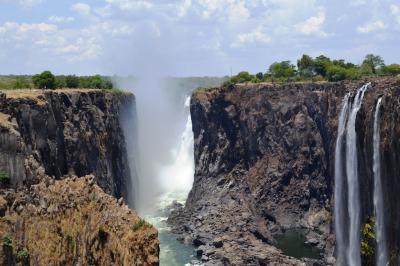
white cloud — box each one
[232,28,271,47]
[177,0,192,17]
[105,0,153,11]
[295,11,328,37]
[0,22,57,34]
[48,16,75,23]
[357,20,386,33]
[392,4,400,25]
[197,0,250,21]
[350,0,367,6]
[17,0,44,8]
[71,3,91,16]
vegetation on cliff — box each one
[1,71,115,90]
[223,54,400,86]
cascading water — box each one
[345,83,369,266]
[334,93,350,266]
[334,83,370,266]
[142,96,198,266]
[372,97,388,266]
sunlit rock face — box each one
[0,89,135,199]
[169,77,400,265]
[0,89,159,265]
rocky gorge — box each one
[0,89,159,265]
[168,77,400,265]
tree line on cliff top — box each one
[0,72,114,90]
[224,54,400,86]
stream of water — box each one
[373,97,388,266]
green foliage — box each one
[382,64,400,76]
[326,65,348,81]
[268,61,296,79]
[65,75,80,88]
[12,76,31,89]
[1,235,13,247]
[32,71,56,90]
[362,54,385,74]
[131,219,152,232]
[17,248,29,259]
[0,171,10,183]
[223,53,397,86]
[361,217,375,266]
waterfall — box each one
[157,96,194,197]
[334,93,350,266]
[346,83,369,266]
[334,83,370,266]
[373,97,388,266]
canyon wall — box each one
[0,89,134,198]
[0,89,159,265]
[169,77,400,265]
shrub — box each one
[65,75,80,88]
[32,71,56,90]
[1,235,12,247]
[0,171,9,183]
[17,248,29,259]
[382,64,400,76]
[131,219,152,232]
[361,217,375,266]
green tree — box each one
[268,61,296,79]
[326,65,347,81]
[314,55,331,77]
[32,71,56,90]
[65,75,80,88]
[297,54,315,77]
[255,72,264,80]
[362,54,384,74]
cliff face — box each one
[0,89,159,265]
[169,77,400,265]
[0,89,134,199]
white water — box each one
[373,97,388,266]
[345,83,369,266]
[158,97,194,195]
[142,96,198,266]
[334,93,350,266]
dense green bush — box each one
[65,75,80,88]
[382,64,400,75]
[32,71,56,90]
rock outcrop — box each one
[0,89,159,265]
[0,175,159,265]
[169,77,400,265]
[0,89,134,199]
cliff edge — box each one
[169,77,400,265]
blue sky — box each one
[0,0,399,76]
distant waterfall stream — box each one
[142,97,198,266]
[334,83,370,266]
[373,97,388,266]
[334,93,350,266]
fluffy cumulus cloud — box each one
[357,20,386,33]
[295,10,328,37]
[232,28,271,47]
[71,3,91,16]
